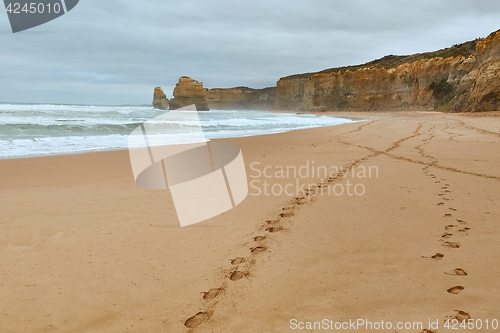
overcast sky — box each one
[1,0,500,105]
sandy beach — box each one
[1,111,499,332]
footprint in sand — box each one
[229,270,248,281]
[437,202,444,206]
[444,268,468,276]
[447,286,464,294]
[456,219,467,224]
[449,208,457,211]
[454,310,471,322]
[251,246,267,254]
[442,241,460,248]
[458,227,471,233]
[421,253,444,260]
[442,233,453,239]
[203,288,224,300]
[231,257,246,265]
[184,311,213,328]
[444,213,452,217]
[280,211,294,218]
[266,226,284,233]
[265,219,280,225]
[445,225,457,230]
[253,236,266,242]
[431,253,445,260]
[443,198,450,201]
[294,196,307,205]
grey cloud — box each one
[0,0,499,104]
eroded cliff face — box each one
[276,29,500,112]
[464,30,500,112]
[205,87,276,110]
[153,29,499,112]
[169,76,210,111]
[154,81,275,110]
[152,87,169,110]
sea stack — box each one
[169,76,210,111]
[152,87,169,110]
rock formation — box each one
[153,29,500,112]
[275,29,500,112]
[169,76,209,111]
[152,87,169,110]
[205,87,276,110]
[462,30,500,111]
[155,79,275,111]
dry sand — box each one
[0,111,499,332]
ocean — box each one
[0,103,355,159]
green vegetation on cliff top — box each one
[283,39,478,80]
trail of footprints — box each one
[421,164,472,325]
[183,123,381,330]
[410,124,473,327]
[184,120,486,330]
[317,121,476,330]
[387,122,500,181]
[342,120,481,330]
[183,196,308,329]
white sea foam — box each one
[0,104,357,158]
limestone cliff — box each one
[463,30,500,111]
[153,29,499,112]
[152,87,169,110]
[205,87,276,110]
[276,29,500,112]
[169,76,210,111]
[153,82,275,110]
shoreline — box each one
[1,111,499,332]
[0,111,364,161]
[4,108,499,161]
